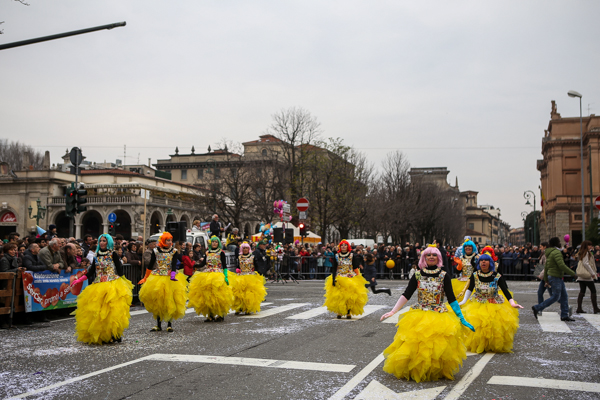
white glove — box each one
[459,290,472,306]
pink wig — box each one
[240,242,251,253]
[418,246,443,269]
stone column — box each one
[102,222,109,235]
[75,224,82,239]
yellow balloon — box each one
[386,260,395,269]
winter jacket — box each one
[22,249,48,272]
[0,254,19,273]
[544,247,576,282]
[38,246,65,270]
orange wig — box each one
[158,232,173,248]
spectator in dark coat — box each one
[22,244,53,272]
[253,241,271,276]
[209,214,224,239]
[126,242,142,269]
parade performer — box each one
[380,245,474,382]
[232,242,267,315]
[452,239,478,302]
[138,232,187,332]
[324,240,369,319]
[458,251,522,353]
[73,234,133,344]
[188,236,233,322]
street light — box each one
[568,90,585,241]
[524,190,537,245]
[28,198,47,228]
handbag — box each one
[576,255,592,280]
[533,263,545,278]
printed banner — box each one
[22,269,88,312]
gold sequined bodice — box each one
[411,270,448,313]
[238,254,254,275]
[336,253,355,277]
[94,251,118,283]
[459,254,476,281]
[206,251,223,272]
[152,247,175,276]
[471,272,504,304]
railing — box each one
[48,195,134,205]
[121,263,142,302]
[0,271,25,328]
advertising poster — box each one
[22,269,88,312]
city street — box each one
[1,280,600,400]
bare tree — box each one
[1,1,30,34]
[0,139,44,170]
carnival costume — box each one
[232,243,267,315]
[324,240,369,319]
[382,246,474,382]
[138,232,188,332]
[188,236,233,322]
[73,234,133,344]
[459,253,520,353]
[452,240,478,302]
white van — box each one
[149,230,209,249]
[348,238,375,249]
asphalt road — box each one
[1,279,599,400]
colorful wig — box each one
[477,253,495,271]
[462,240,478,256]
[418,246,443,269]
[480,246,497,261]
[158,232,173,248]
[209,235,222,251]
[96,234,114,254]
[240,242,251,253]
[338,239,351,253]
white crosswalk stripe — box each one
[334,304,386,321]
[242,303,310,319]
[537,311,572,333]
[287,306,328,320]
[581,314,600,332]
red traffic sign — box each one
[595,196,600,210]
[297,197,309,212]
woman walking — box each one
[575,240,600,314]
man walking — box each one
[532,237,577,322]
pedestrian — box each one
[188,236,233,322]
[73,234,133,344]
[380,245,474,382]
[532,237,578,322]
[324,240,369,319]
[126,242,141,269]
[323,246,334,277]
[534,242,552,313]
[575,240,600,314]
[363,253,391,295]
[138,232,187,332]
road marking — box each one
[242,303,309,319]
[5,356,151,399]
[261,302,273,306]
[145,353,355,372]
[381,306,411,324]
[487,376,600,393]
[329,353,385,400]
[581,314,600,332]
[537,312,572,333]
[355,380,446,400]
[444,353,495,400]
[287,306,328,320]
[131,309,150,316]
[335,305,387,321]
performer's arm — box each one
[113,251,123,276]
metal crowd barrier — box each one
[121,263,142,302]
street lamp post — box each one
[568,90,585,241]
[524,190,537,246]
[27,199,47,229]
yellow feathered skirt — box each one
[230,272,267,314]
[461,300,519,353]
[383,308,467,382]
[323,274,369,316]
[188,271,233,318]
[138,273,188,322]
[73,277,133,344]
[451,279,469,302]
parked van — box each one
[149,230,209,249]
[348,238,375,249]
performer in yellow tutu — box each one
[451,239,478,302]
[73,234,133,344]
[324,240,369,319]
[459,252,522,353]
[138,232,188,332]
[232,242,267,315]
[188,236,233,322]
[380,245,474,382]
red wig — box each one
[480,246,498,261]
[158,232,173,248]
[338,240,351,253]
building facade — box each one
[537,101,600,246]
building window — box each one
[468,223,474,230]
[261,149,268,157]
[214,168,220,179]
[197,169,203,179]
[181,169,187,180]
[574,213,582,222]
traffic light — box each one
[299,223,306,237]
[65,185,76,218]
[75,184,87,213]
[108,223,119,236]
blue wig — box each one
[477,253,495,271]
[96,233,114,254]
[462,240,478,256]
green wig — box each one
[209,235,223,251]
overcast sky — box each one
[2,1,599,228]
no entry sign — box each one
[297,198,309,212]
[595,196,600,210]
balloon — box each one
[273,201,278,208]
[386,260,395,269]
[564,234,570,243]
